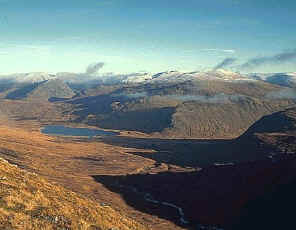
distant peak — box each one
[210,69,238,75]
[15,72,57,83]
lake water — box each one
[41,125,118,138]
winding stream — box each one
[116,183,225,229]
[117,183,190,225]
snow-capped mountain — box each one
[122,73,153,83]
[199,69,255,81]
[248,72,296,87]
[1,70,295,86]
[265,73,296,87]
[149,69,255,83]
[150,71,198,83]
[21,72,56,83]
[0,72,56,83]
[247,73,274,81]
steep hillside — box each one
[28,79,76,100]
[238,107,296,154]
[5,82,44,100]
[167,98,295,138]
[4,79,75,101]
[242,107,296,135]
[68,78,296,138]
[0,158,146,230]
[0,99,73,124]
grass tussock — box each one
[0,158,147,230]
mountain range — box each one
[1,69,296,85]
[0,68,296,229]
[0,69,295,138]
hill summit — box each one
[5,79,75,101]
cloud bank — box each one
[201,49,235,53]
[213,58,237,70]
[238,49,296,71]
[85,62,105,75]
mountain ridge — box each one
[2,69,295,85]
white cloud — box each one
[200,49,236,54]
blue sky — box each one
[0,0,295,74]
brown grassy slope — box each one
[27,79,76,100]
[0,99,75,126]
[0,158,146,230]
[0,125,185,230]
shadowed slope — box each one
[93,155,296,229]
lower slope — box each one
[0,158,146,230]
